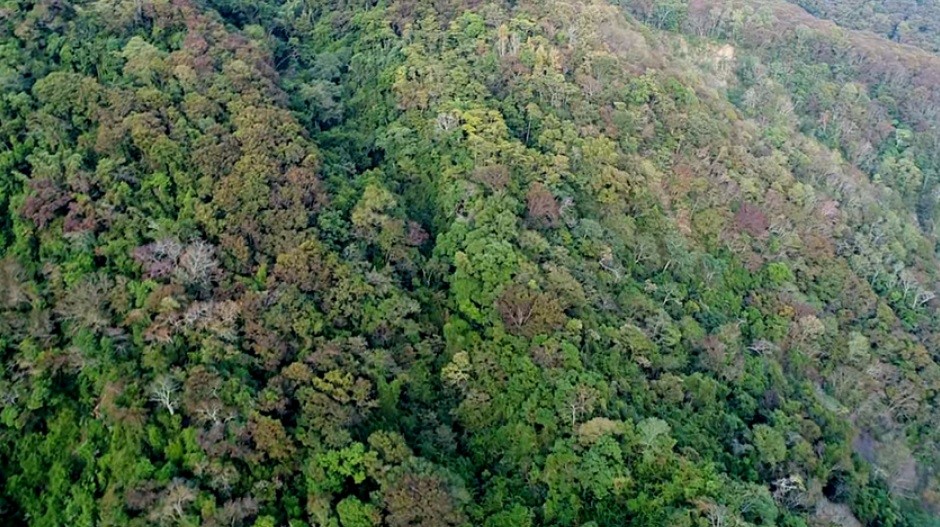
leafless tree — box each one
[748,340,778,356]
[568,384,599,426]
[56,274,112,332]
[435,112,459,132]
[150,374,180,415]
[134,238,183,279]
[0,258,32,309]
[211,497,259,527]
[182,301,213,328]
[911,288,936,309]
[0,382,19,408]
[148,479,196,525]
[599,247,622,281]
[772,475,806,509]
[695,499,732,527]
[176,240,218,291]
[195,401,235,427]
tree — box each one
[496,285,566,337]
[753,424,786,466]
[3,0,940,523]
[734,202,769,238]
[381,467,467,527]
[525,182,560,228]
[20,179,71,229]
[210,497,259,527]
[337,496,381,527]
[175,240,219,293]
[149,375,180,416]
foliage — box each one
[1,0,940,525]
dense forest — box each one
[1,0,940,525]
[788,0,940,53]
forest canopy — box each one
[1,0,940,525]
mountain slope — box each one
[1,0,939,525]
[788,0,940,54]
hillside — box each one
[788,0,940,54]
[1,0,939,525]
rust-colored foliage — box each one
[734,202,769,238]
[21,179,71,229]
[496,285,566,338]
[248,414,295,462]
[406,221,430,247]
[383,472,465,527]
[526,182,561,228]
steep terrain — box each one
[1,0,939,525]
[788,0,940,53]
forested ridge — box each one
[1,0,940,525]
